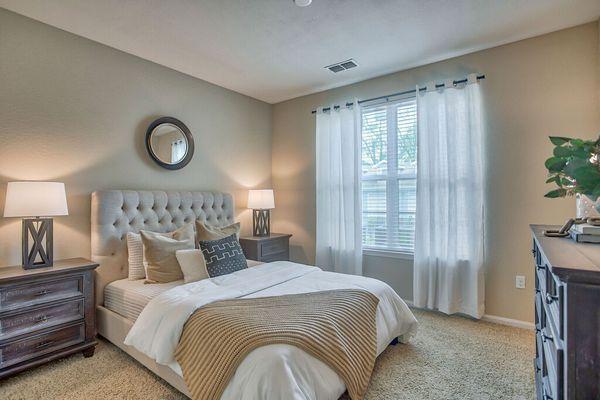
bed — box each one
[92,190,418,400]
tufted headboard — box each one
[91,190,235,306]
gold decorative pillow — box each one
[195,221,240,242]
[141,223,195,284]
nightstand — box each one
[0,258,98,379]
[239,233,292,262]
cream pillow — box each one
[175,249,209,283]
[140,224,194,283]
[126,223,195,280]
[195,221,240,243]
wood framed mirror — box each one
[145,117,194,170]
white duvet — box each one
[125,261,418,400]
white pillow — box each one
[176,249,209,283]
[126,232,145,280]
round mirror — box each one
[145,117,194,170]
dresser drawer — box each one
[0,322,85,369]
[0,299,84,341]
[260,238,287,257]
[544,272,564,340]
[541,322,564,400]
[0,276,83,311]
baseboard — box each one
[406,300,533,330]
[481,314,534,330]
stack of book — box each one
[569,223,600,243]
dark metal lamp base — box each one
[252,209,271,237]
[22,217,53,269]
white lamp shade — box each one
[247,189,275,210]
[3,182,69,218]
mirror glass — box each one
[149,123,188,165]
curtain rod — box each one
[311,74,485,114]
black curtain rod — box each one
[311,74,485,114]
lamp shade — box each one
[247,189,274,210]
[3,182,69,218]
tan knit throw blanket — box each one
[174,289,380,400]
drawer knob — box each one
[542,333,554,343]
[34,289,51,296]
[546,293,559,305]
[35,340,54,349]
[36,315,49,324]
[536,264,546,271]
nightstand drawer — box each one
[261,238,287,257]
[0,322,85,369]
[0,276,83,311]
[0,299,84,341]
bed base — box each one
[96,306,191,398]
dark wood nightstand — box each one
[0,258,98,379]
[239,233,292,262]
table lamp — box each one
[247,189,274,237]
[3,182,69,269]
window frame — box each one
[360,94,417,257]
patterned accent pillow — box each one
[199,234,247,278]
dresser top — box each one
[0,258,98,282]
[531,224,600,283]
[239,233,292,242]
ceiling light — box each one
[294,0,312,7]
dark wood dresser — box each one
[0,258,98,379]
[239,233,292,262]
[531,225,600,400]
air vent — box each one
[325,59,358,73]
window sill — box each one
[363,248,414,260]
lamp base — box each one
[252,209,271,237]
[22,217,53,269]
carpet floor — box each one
[0,309,534,400]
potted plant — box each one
[545,136,600,218]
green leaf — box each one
[549,136,571,146]
[553,146,572,158]
[545,176,557,184]
[545,157,567,172]
[545,188,567,198]
[592,184,600,199]
[570,138,585,147]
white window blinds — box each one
[361,97,417,253]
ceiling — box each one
[1,0,599,104]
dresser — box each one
[239,233,292,262]
[0,258,98,379]
[530,225,600,400]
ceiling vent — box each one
[325,59,358,73]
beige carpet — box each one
[1,309,534,400]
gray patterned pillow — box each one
[199,234,247,278]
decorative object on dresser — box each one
[3,182,69,269]
[530,225,600,400]
[145,116,194,170]
[239,233,291,262]
[543,135,600,218]
[247,189,275,236]
[0,258,98,379]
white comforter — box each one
[125,261,418,400]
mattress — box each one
[104,260,264,321]
[104,279,181,321]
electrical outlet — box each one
[516,275,526,289]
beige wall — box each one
[0,9,272,266]
[272,22,600,322]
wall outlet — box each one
[516,275,526,289]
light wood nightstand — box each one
[0,258,98,379]
[239,233,292,262]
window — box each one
[361,97,417,253]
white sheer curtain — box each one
[413,74,485,318]
[315,104,363,275]
[171,139,186,163]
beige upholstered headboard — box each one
[91,190,235,306]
